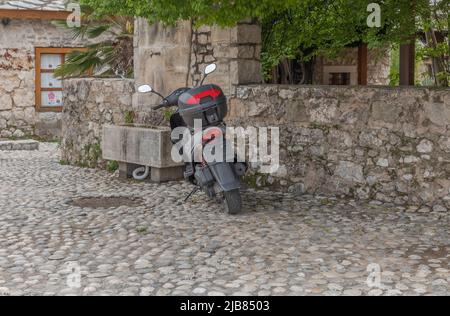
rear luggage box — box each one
[178,84,227,128]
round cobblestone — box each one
[0,143,448,296]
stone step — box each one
[0,140,40,151]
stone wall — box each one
[61,19,263,167]
[61,78,136,167]
[0,19,105,139]
[229,85,450,211]
[0,48,35,138]
[133,18,262,112]
[61,78,450,211]
[61,19,449,212]
[190,21,262,91]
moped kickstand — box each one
[184,187,200,202]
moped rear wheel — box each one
[224,189,242,215]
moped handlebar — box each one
[152,103,166,110]
[152,87,190,110]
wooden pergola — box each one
[358,42,415,86]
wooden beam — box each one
[399,41,415,86]
[0,9,71,21]
[35,47,87,113]
[358,44,368,85]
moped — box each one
[138,64,247,214]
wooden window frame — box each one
[0,9,71,20]
[35,47,86,112]
[323,66,358,85]
[329,72,351,86]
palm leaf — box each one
[53,5,134,78]
[86,24,112,38]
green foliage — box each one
[243,172,269,189]
[54,5,134,78]
[123,110,135,124]
[262,1,367,68]
[106,160,119,173]
[91,143,102,162]
[59,160,69,166]
[389,45,400,86]
[416,41,450,85]
[81,0,449,85]
[136,226,149,234]
[83,143,102,165]
[80,0,296,26]
[162,108,175,123]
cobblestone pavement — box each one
[0,143,448,296]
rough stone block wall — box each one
[0,49,35,138]
[61,77,177,168]
[0,48,35,138]
[229,85,450,211]
[0,19,106,139]
[133,18,262,112]
[191,20,262,95]
[61,78,137,167]
[62,77,450,211]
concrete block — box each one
[102,125,183,169]
[103,125,184,183]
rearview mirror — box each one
[138,84,153,93]
[204,64,217,75]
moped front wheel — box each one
[224,189,242,215]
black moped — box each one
[138,64,246,214]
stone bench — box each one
[0,140,39,151]
[102,125,184,182]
